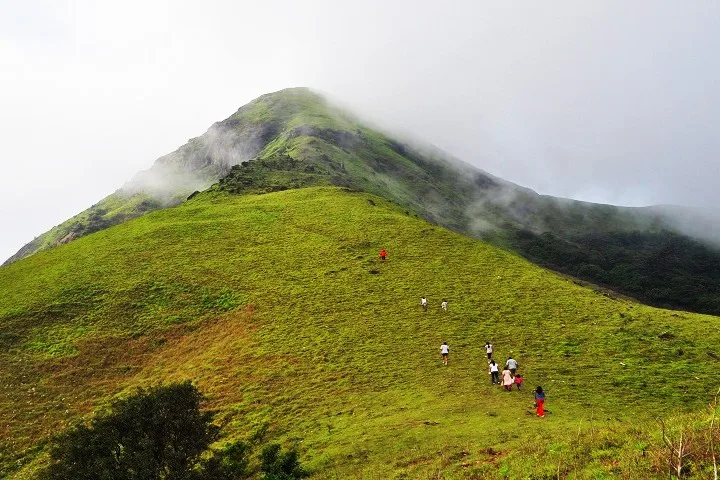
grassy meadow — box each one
[1,187,719,479]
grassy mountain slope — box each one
[2,187,719,479]
[7,87,720,316]
[212,90,720,316]
[2,90,284,266]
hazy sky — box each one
[2,0,719,262]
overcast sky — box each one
[2,0,719,262]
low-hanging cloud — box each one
[2,0,720,261]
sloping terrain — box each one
[6,87,720,315]
[2,187,719,479]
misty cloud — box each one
[2,1,720,261]
[121,118,275,203]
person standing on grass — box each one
[489,359,500,385]
[379,249,387,261]
[441,299,448,311]
[501,367,514,391]
[421,296,428,311]
[535,386,545,417]
[485,342,493,360]
[440,341,450,365]
[514,374,523,390]
[505,356,518,375]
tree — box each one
[43,382,219,480]
[42,381,306,480]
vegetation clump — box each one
[41,382,306,480]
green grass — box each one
[2,188,719,479]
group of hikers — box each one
[438,339,545,417]
[379,249,546,418]
[420,296,447,312]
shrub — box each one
[41,382,307,480]
[260,443,309,480]
[42,381,218,480]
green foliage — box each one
[508,228,720,315]
[41,382,217,480]
[198,441,252,480]
[260,444,308,480]
[38,381,308,480]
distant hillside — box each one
[2,187,719,478]
[6,87,720,316]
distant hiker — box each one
[379,249,387,261]
[441,299,448,311]
[501,368,514,391]
[440,341,450,365]
[489,360,500,385]
[421,296,428,311]
[505,357,518,375]
[535,386,545,417]
[485,342,493,360]
[514,374,523,390]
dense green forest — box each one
[508,228,720,315]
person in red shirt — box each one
[535,386,545,417]
[379,249,387,261]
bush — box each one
[199,441,252,480]
[42,381,218,480]
[41,382,307,480]
[260,443,309,480]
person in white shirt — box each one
[421,296,428,311]
[489,359,500,384]
[441,299,448,311]
[485,342,493,360]
[440,342,449,365]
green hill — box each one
[2,187,719,478]
[7,87,720,317]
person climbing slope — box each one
[441,299,448,311]
[535,386,546,417]
[505,356,518,375]
[485,342,493,360]
[501,367,514,391]
[421,296,428,311]
[489,359,500,384]
[440,341,450,365]
[379,249,387,261]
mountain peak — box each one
[7,88,720,320]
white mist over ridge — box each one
[2,1,720,263]
[119,118,275,204]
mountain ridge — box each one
[5,87,720,316]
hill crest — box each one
[5,87,720,317]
